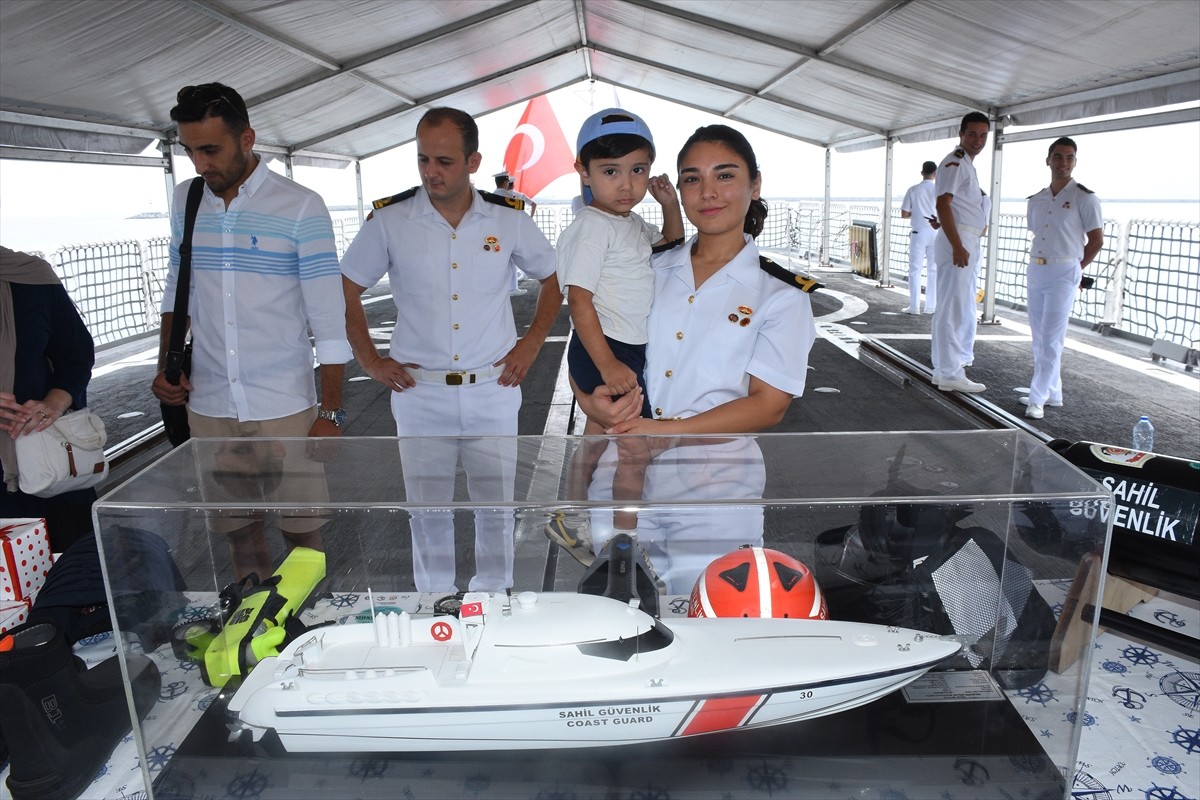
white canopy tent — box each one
[3,0,1198,312]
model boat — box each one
[226,591,960,752]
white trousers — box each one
[587,438,766,595]
[391,380,520,593]
[930,230,981,383]
[908,227,937,310]
[1026,261,1080,406]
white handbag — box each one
[14,408,109,498]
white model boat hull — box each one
[228,592,959,752]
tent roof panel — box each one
[839,0,1200,110]
[1,0,1197,160]
[228,0,517,60]
[585,3,792,90]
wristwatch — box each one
[316,406,346,427]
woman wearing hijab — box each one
[0,246,98,551]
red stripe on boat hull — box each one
[680,694,764,736]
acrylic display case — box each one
[94,430,1112,800]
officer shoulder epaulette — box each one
[1077,183,1094,194]
[371,186,419,211]
[652,237,686,255]
[478,189,525,211]
[953,148,966,158]
[759,256,822,294]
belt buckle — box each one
[1035,257,1047,265]
[445,372,465,386]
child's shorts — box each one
[567,332,652,419]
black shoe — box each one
[0,622,161,800]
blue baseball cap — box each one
[576,108,654,155]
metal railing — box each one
[882,208,1197,345]
[56,240,164,347]
[1121,220,1200,346]
[34,202,1199,351]
[41,217,364,349]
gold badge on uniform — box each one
[729,305,753,325]
[484,235,500,252]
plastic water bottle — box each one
[1132,416,1154,452]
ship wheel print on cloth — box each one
[1071,768,1112,800]
[431,621,453,641]
[1159,671,1200,712]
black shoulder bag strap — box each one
[164,177,205,386]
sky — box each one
[304,83,1200,210]
[1,81,1198,226]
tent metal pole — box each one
[160,138,177,218]
[982,116,1004,325]
[822,148,831,268]
[879,137,894,286]
[356,160,365,224]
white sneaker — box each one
[544,513,594,566]
[1024,403,1044,420]
[923,307,936,314]
[634,541,668,595]
[1018,397,1062,408]
[900,307,919,315]
[937,377,986,393]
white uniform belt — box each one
[954,224,984,238]
[411,365,503,385]
[1032,257,1077,265]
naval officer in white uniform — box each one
[900,160,938,314]
[341,107,560,592]
[931,111,991,394]
[573,124,816,589]
[1021,136,1103,420]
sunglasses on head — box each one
[176,85,248,123]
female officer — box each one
[570,125,817,591]
[577,123,815,434]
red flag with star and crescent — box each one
[503,95,575,199]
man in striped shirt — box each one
[152,83,352,580]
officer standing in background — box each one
[930,111,990,394]
[1020,136,1103,420]
[493,171,536,214]
[900,160,938,314]
[340,106,560,592]
[493,171,535,293]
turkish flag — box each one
[503,95,576,199]
[461,601,483,618]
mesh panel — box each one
[878,210,1195,345]
[34,204,1199,352]
[56,241,145,346]
[1123,221,1200,345]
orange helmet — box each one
[689,546,828,619]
